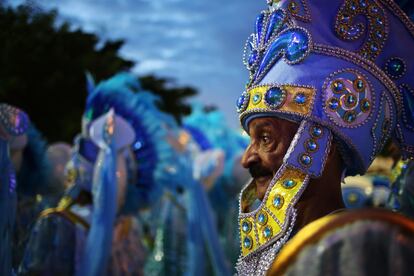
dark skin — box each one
[241,117,345,231]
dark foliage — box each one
[0,4,133,143]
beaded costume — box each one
[235,0,414,274]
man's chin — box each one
[254,176,273,200]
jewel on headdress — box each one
[344,93,358,108]
[384,57,406,79]
[256,12,266,46]
[265,87,286,109]
[257,212,268,225]
[328,97,340,110]
[294,92,307,105]
[310,126,323,138]
[243,236,253,249]
[360,98,371,113]
[265,9,286,44]
[253,93,262,105]
[263,226,273,239]
[353,78,366,92]
[299,153,312,166]
[273,194,284,209]
[305,139,318,152]
[332,80,345,94]
[282,179,297,189]
[242,220,252,233]
[254,27,311,84]
[236,92,249,113]
[343,110,357,123]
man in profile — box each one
[235,0,414,275]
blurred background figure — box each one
[0,103,29,276]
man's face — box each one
[241,117,299,200]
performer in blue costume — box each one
[183,103,250,268]
[235,0,414,274]
[0,103,29,276]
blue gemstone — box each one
[344,112,356,123]
[355,79,365,90]
[370,44,378,52]
[242,221,251,233]
[361,99,370,111]
[300,154,312,165]
[307,140,317,151]
[346,94,357,106]
[258,213,266,223]
[256,13,265,45]
[359,0,367,7]
[253,94,261,104]
[263,227,272,238]
[265,87,284,107]
[328,98,339,110]
[370,6,379,14]
[265,9,285,43]
[283,179,296,188]
[376,18,383,25]
[376,30,383,38]
[312,126,322,137]
[243,237,252,248]
[237,94,246,110]
[332,80,344,93]
[340,14,350,22]
[387,58,405,78]
[294,93,307,104]
[248,50,257,67]
[273,195,283,208]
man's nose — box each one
[241,143,260,169]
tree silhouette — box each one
[139,75,197,124]
[0,4,197,143]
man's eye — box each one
[261,135,271,143]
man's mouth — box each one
[249,163,273,179]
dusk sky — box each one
[8,0,264,127]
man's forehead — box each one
[247,117,279,134]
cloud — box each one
[8,0,264,127]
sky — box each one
[8,0,264,127]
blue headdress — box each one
[83,72,183,207]
[235,0,414,272]
[0,103,29,275]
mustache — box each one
[248,163,273,178]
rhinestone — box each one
[344,93,357,108]
[332,80,345,93]
[311,126,323,138]
[242,221,252,233]
[300,154,312,166]
[306,139,318,152]
[361,99,371,112]
[252,93,262,105]
[370,43,378,53]
[385,57,405,78]
[343,111,357,123]
[264,87,285,108]
[376,30,383,38]
[328,98,340,110]
[243,236,253,249]
[273,194,284,209]
[359,0,367,8]
[248,50,258,67]
[369,5,379,14]
[354,78,365,91]
[294,93,307,105]
[257,212,268,225]
[263,226,273,239]
[283,179,296,189]
[236,94,246,110]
